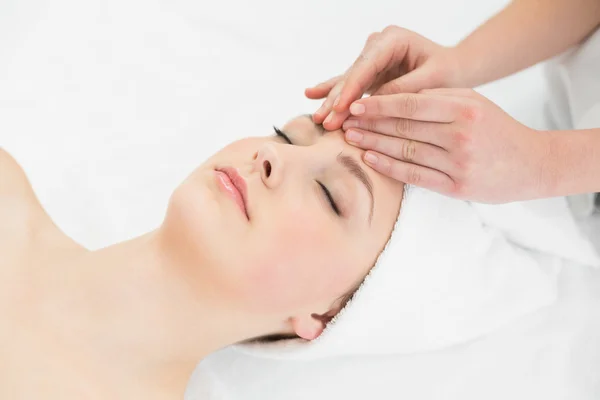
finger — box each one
[362,150,454,193]
[372,64,438,96]
[345,128,455,174]
[419,88,476,98]
[313,92,338,124]
[313,80,346,124]
[343,117,453,148]
[323,109,351,131]
[305,76,343,99]
[350,93,462,122]
[334,30,404,112]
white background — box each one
[0,0,552,249]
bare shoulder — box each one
[1,148,34,194]
[0,148,81,251]
[0,147,43,214]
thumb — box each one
[373,64,439,95]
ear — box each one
[291,313,333,341]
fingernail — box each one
[364,152,378,165]
[324,112,334,124]
[346,130,363,143]
[333,95,340,108]
[350,102,365,115]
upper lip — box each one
[217,167,250,220]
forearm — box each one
[452,0,600,88]
[542,128,600,197]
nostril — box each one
[263,160,272,177]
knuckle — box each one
[381,80,403,95]
[367,32,380,43]
[452,130,472,148]
[460,103,482,123]
[395,118,412,135]
[383,25,403,35]
[366,119,378,132]
[406,165,421,185]
[453,154,468,172]
[401,140,417,161]
[357,51,369,62]
[453,155,473,178]
[380,157,393,175]
[451,180,468,198]
[400,95,418,117]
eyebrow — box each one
[338,154,375,223]
[299,114,374,223]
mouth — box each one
[214,167,250,220]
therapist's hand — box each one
[342,89,551,203]
[305,26,462,131]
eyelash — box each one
[273,126,292,144]
[318,181,341,216]
[272,126,341,217]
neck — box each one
[36,229,281,399]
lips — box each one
[215,167,250,220]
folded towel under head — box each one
[235,187,599,360]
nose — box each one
[253,142,284,189]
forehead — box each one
[280,114,404,223]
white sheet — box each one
[1,0,597,398]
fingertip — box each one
[322,113,339,131]
[349,102,366,116]
[363,151,378,166]
[313,109,328,124]
[305,88,324,99]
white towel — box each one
[234,187,599,360]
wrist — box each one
[535,130,562,199]
[441,45,474,88]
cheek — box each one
[240,214,358,313]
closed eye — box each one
[318,181,341,216]
[273,126,292,144]
[272,126,341,217]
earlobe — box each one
[291,314,328,341]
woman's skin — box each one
[0,115,403,399]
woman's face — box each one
[164,115,403,339]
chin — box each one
[162,169,244,286]
[163,171,218,253]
